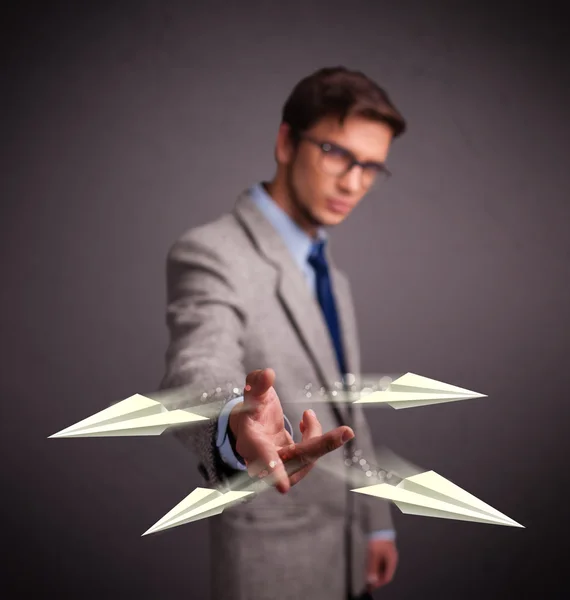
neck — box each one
[264,177,320,239]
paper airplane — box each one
[49,394,208,438]
[143,464,523,535]
[352,470,523,527]
[351,372,486,408]
[143,456,316,535]
[143,487,255,535]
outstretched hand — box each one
[230,368,354,493]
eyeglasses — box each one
[298,134,391,188]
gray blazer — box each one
[160,189,394,600]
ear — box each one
[275,122,295,165]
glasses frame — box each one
[298,134,391,187]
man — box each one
[160,66,406,600]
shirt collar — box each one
[249,182,327,270]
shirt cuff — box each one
[216,396,294,470]
[368,529,396,541]
[216,396,247,470]
[283,413,293,436]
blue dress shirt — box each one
[215,182,395,542]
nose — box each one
[337,165,362,193]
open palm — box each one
[230,368,354,493]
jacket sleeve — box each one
[159,232,249,487]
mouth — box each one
[326,198,352,215]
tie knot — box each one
[308,239,327,271]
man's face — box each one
[279,115,393,232]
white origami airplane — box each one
[143,459,310,535]
[141,450,523,535]
[350,372,487,409]
[49,376,521,532]
[49,394,208,438]
[352,470,523,527]
[49,373,486,439]
[143,487,255,535]
[142,468,523,536]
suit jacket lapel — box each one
[233,190,354,423]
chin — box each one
[305,205,348,229]
[321,211,348,226]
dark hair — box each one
[281,66,406,143]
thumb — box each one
[366,575,380,594]
[366,565,380,590]
[366,547,381,591]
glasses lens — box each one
[361,167,379,188]
[362,166,389,188]
[320,146,353,176]
[316,141,390,188]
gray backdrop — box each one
[2,1,569,598]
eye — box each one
[321,143,349,158]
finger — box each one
[383,548,398,583]
[277,439,313,486]
[369,547,398,588]
[245,368,275,395]
[246,437,290,494]
[277,425,354,486]
[275,444,313,487]
[366,577,380,593]
[243,368,275,416]
[293,425,354,465]
[374,563,388,588]
[366,558,382,591]
[287,461,313,486]
[366,543,382,591]
[300,409,322,442]
[291,410,323,481]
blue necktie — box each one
[309,240,355,600]
[308,239,347,378]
